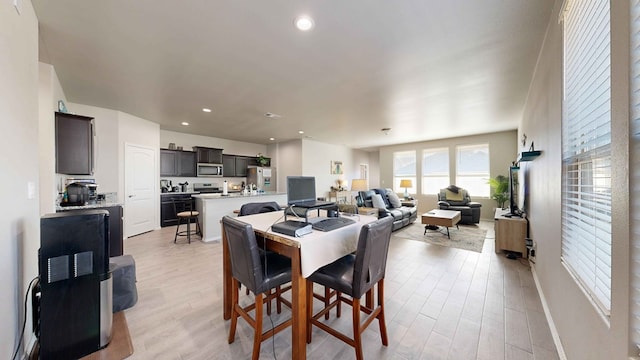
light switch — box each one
[27,181,35,199]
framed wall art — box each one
[331,160,343,174]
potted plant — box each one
[256,153,268,167]
[488,175,509,209]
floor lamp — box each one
[351,179,368,205]
[400,179,413,200]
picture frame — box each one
[331,160,343,174]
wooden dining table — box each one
[221,211,377,360]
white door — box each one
[125,143,156,236]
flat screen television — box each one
[509,165,522,216]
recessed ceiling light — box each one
[269,137,275,141]
[298,130,305,134]
[294,15,314,31]
[202,108,211,113]
[181,122,189,126]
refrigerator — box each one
[39,210,113,359]
[247,166,276,192]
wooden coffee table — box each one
[421,209,461,239]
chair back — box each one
[173,197,195,215]
[238,202,280,216]
[222,216,265,293]
[352,216,394,298]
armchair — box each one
[437,185,482,224]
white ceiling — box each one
[32,0,554,151]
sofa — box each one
[359,188,417,231]
[437,185,482,224]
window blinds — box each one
[561,0,612,313]
[630,0,640,350]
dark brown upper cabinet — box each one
[55,112,94,175]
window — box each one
[561,0,611,313]
[393,151,416,194]
[422,148,449,194]
[455,144,489,197]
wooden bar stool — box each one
[173,198,201,243]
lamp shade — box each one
[351,179,368,191]
[399,179,413,188]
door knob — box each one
[128,194,135,198]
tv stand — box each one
[494,208,527,258]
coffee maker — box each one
[160,179,172,193]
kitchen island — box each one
[192,192,287,242]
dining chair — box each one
[305,216,394,360]
[237,201,290,314]
[173,197,201,244]
[222,216,293,360]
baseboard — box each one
[530,265,568,360]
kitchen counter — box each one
[56,201,123,211]
[161,191,200,196]
[192,191,284,200]
[194,192,288,242]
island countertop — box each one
[192,191,285,200]
[194,192,288,242]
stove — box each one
[193,183,222,193]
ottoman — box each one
[109,255,138,312]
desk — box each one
[222,211,376,359]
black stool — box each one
[173,198,201,243]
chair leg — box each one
[186,218,191,244]
[174,218,181,243]
[252,293,263,360]
[352,298,364,360]
[306,281,314,344]
[323,287,331,319]
[377,280,389,346]
[228,278,239,344]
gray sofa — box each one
[359,188,417,231]
[437,185,482,224]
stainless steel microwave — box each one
[196,163,223,177]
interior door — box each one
[125,143,156,236]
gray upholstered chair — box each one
[222,216,292,360]
[437,185,482,224]
[305,216,394,360]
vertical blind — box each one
[561,0,612,313]
[631,0,640,350]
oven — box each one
[196,163,223,177]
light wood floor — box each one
[123,221,559,360]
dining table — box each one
[221,210,377,360]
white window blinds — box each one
[561,0,612,313]
[630,0,640,350]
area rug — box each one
[392,222,487,253]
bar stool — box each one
[173,198,201,243]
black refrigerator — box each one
[39,210,113,359]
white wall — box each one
[160,130,266,157]
[1,1,40,357]
[521,0,630,358]
[38,63,67,214]
[67,103,121,194]
[378,130,517,217]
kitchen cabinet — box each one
[247,156,271,167]
[161,149,196,177]
[223,155,250,177]
[194,146,223,164]
[222,155,235,177]
[55,112,94,175]
[161,194,195,227]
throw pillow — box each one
[386,190,402,208]
[445,189,464,201]
[371,194,387,210]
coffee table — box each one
[421,209,461,239]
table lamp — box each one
[399,179,413,199]
[351,179,368,205]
